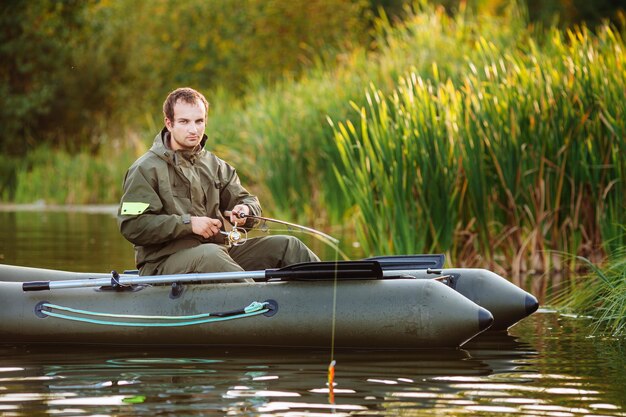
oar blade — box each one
[365,254,445,270]
[265,261,383,281]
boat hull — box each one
[389,268,538,330]
[0,265,492,348]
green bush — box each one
[10,145,137,205]
[0,0,90,155]
[0,0,372,156]
[3,1,624,277]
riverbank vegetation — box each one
[558,251,626,336]
[330,5,625,292]
[2,1,624,287]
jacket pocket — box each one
[202,181,221,207]
[172,187,191,213]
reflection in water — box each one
[0,209,354,272]
[0,210,136,272]
[0,313,625,416]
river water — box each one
[0,209,625,416]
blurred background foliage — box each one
[0,0,624,276]
[1,0,623,158]
[0,0,371,156]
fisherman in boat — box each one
[118,87,319,277]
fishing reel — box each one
[221,225,248,247]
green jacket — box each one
[118,128,261,272]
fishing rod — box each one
[224,211,340,246]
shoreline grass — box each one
[330,4,624,277]
[555,249,626,336]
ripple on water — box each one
[0,307,625,416]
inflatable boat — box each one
[0,255,538,348]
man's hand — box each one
[190,216,222,238]
[230,204,250,226]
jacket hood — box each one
[150,127,208,164]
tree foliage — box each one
[0,0,371,155]
[0,0,623,156]
[0,0,90,154]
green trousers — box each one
[143,235,320,279]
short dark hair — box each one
[163,87,209,121]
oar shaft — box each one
[24,270,267,291]
[21,256,445,292]
[22,260,383,291]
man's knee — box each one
[193,244,243,273]
[160,244,243,275]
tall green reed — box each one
[331,13,624,276]
[332,75,462,256]
[206,1,531,225]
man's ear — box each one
[164,117,173,131]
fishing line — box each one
[226,210,341,403]
[328,238,340,404]
[224,211,350,258]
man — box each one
[118,87,319,277]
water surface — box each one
[1,209,625,416]
[1,313,625,416]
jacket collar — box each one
[151,127,208,164]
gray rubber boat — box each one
[0,256,537,348]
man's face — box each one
[165,99,206,151]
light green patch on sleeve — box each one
[120,202,150,215]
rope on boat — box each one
[36,301,271,327]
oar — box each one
[22,261,383,292]
[115,254,445,277]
